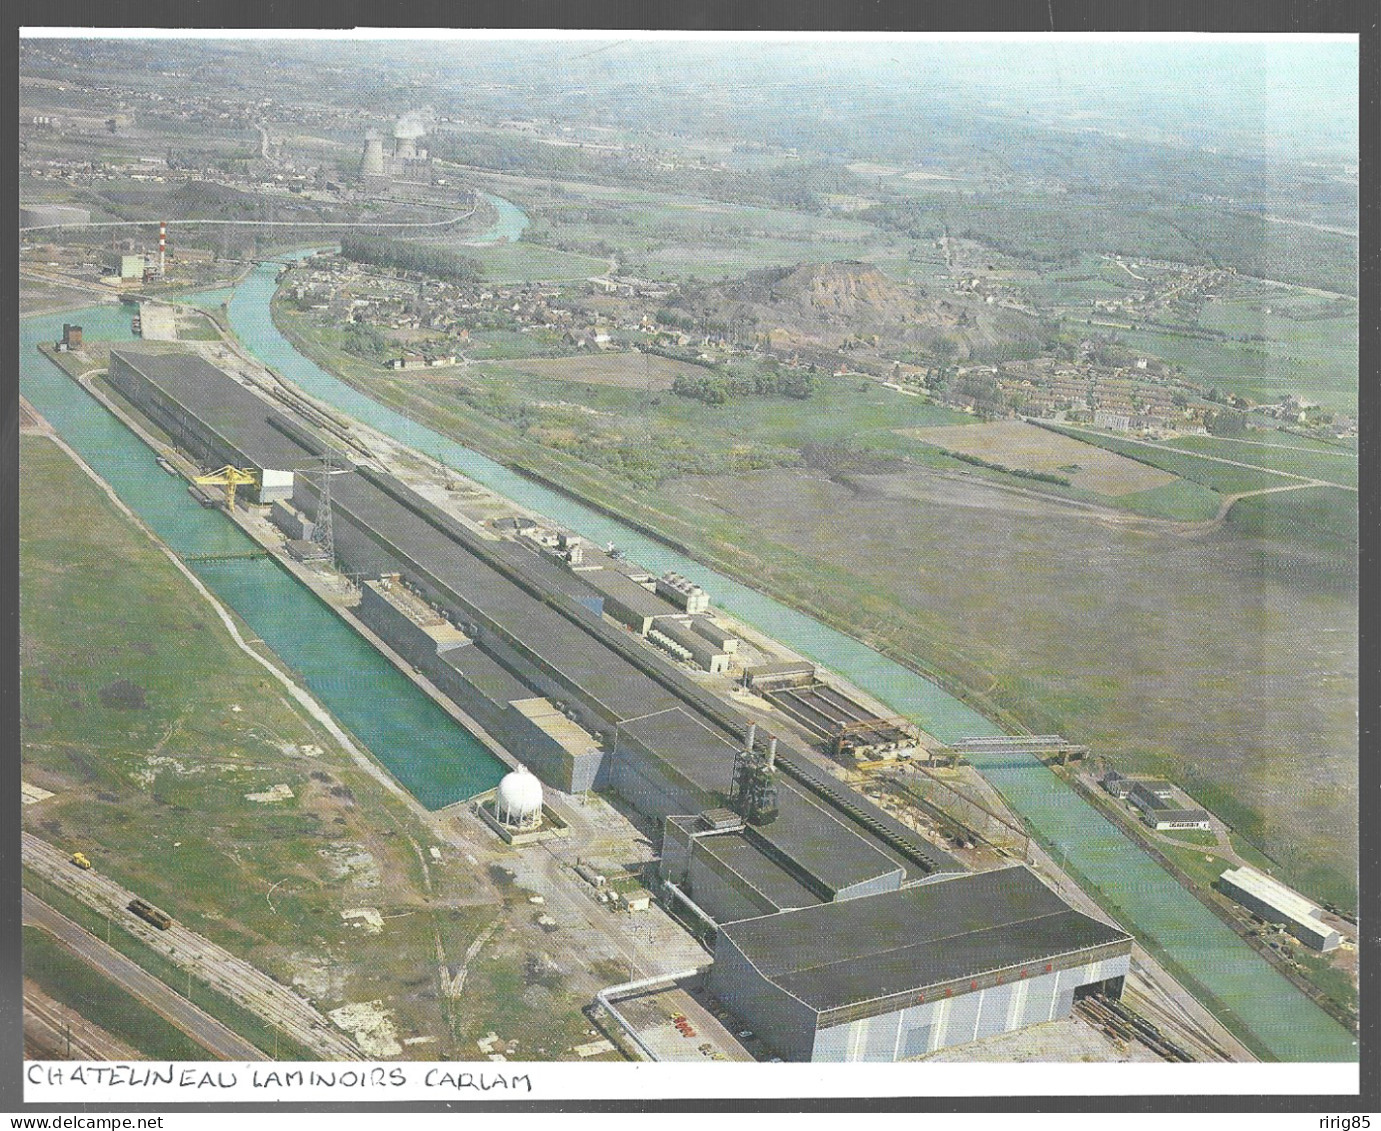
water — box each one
[474,192,529,244]
[18,305,507,808]
[224,251,1356,1061]
[970,753,1356,1061]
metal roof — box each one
[438,642,534,707]
[111,348,312,471]
[696,832,825,912]
[717,867,1131,1012]
[1220,866,1328,928]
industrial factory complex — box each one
[105,344,1135,1061]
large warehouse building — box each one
[106,344,1135,1060]
[709,866,1131,1061]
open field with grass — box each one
[480,351,692,390]
[1164,434,1357,489]
[1041,425,1303,496]
[19,434,507,1057]
[910,419,1178,496]
[459,240,609,284]
[24,925,208,1060]
[464,169,922,282]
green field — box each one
[1111,322,1357,416]
[472,172,917,282]
[462,240,609,284]
[1165,435,1357,489]
[24,924,209,1060]
[1115,479,1224,521]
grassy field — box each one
[1111,323,1357,416]
[1164,435,1357,489]
[910,420,1177,496]
[470,170,920,282]
[24,925,208,1060]
[461,240,609,284]
[1114,479,1224,521]
[480,351,692,390]
[19,434,502,1057]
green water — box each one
[19,304,507,808]
[475,192,530,244]
[226,252,1356,1061]
[971,753,1356,1061]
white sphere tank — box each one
[495,768,543,829]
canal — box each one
[19,303,508,808]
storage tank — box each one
[495,767,543,829]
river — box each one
[19,247,1358,1061]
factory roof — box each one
[111,347,311,472]
[325,471,684,723]
[508,697,601,753]
[133,354,969,909]
[618,707,738,797]
[696,832,825,912]
[755,778,903,896]
[438,641,534,707]
[580,565,682,623]
[717,866,1131,1013]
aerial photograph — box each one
[16,29,1359,1090]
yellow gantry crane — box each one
[194,465,258,511]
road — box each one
[23,832,361,1060]
[24,891,267,1061]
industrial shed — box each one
[708,866,1132,1061]
[1218,866,1341,952]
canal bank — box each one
[222,251,1356,1062]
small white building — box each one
[1218,866,1341,952]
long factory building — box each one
[108,346,1133,1060]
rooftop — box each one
[717,867,1131,1013]
[111,347,312,472]
[1220,866,1327,927]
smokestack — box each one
[745,722,757,753]
[159,220,166,276]
[767,736,778,769]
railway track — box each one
[1075,992,1194,1062]
[24,984,135,1060]
[22,832,361,1060]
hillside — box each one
[666,260,1041,356]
